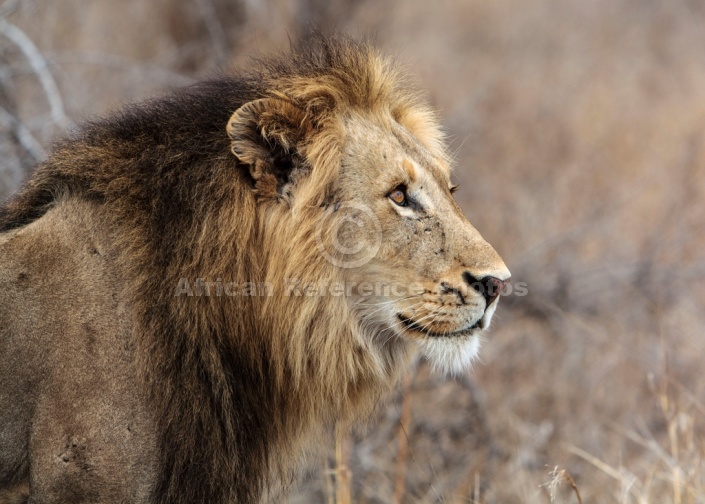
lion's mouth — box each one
[397,314,482,338]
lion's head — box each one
[226,40,510,377]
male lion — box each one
[0,37,510,503]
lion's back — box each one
[0,199,158,501]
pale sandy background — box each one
[1,1,704,502]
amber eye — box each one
[389,186,408,206]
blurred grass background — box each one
[1,0,704,502]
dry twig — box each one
[0,15,68,127]
[543,465,583,504]
[0,104,45,162]
[392,373,413,504]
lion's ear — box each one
[227,98,312,200]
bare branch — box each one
[0,104,45,161]
[0,15,69,128]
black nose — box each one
[463,273,510,306]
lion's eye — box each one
[450,184,459,194]
[388,186,408,206]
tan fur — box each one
[402,158,417,181]
[0,36,509,503]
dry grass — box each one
[1,1,704,502]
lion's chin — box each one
[415,334,482,376]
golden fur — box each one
[0,36,509,503]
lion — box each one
[0,36,510,503]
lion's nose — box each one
[463,273,510,306]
